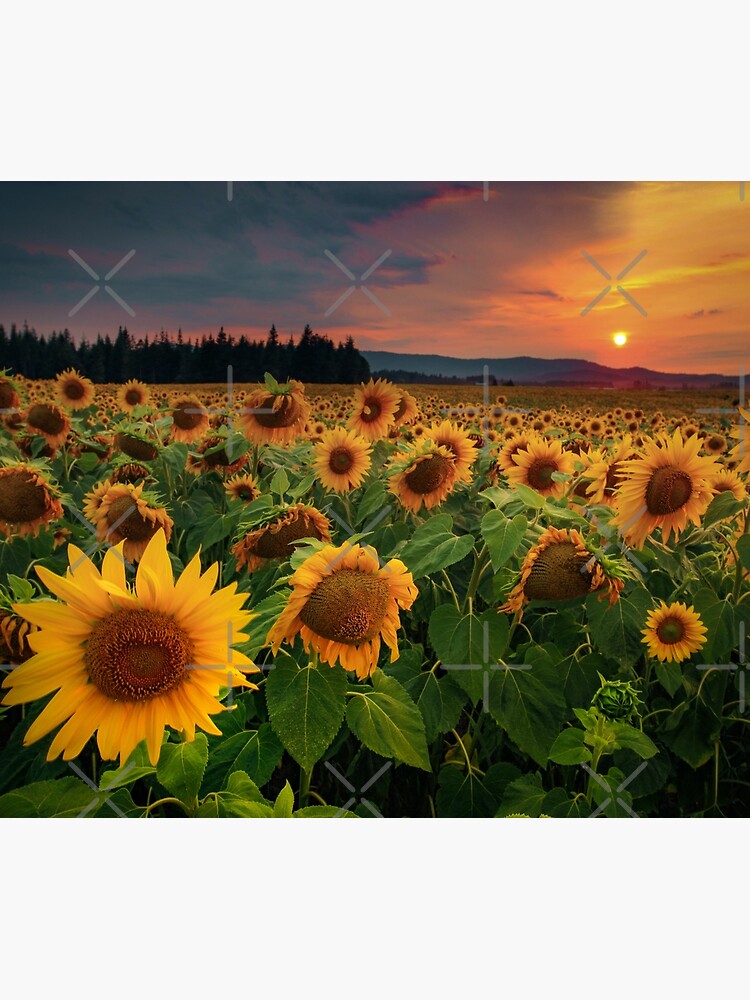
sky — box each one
[0,181,747,375]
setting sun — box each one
[613,332,628,347]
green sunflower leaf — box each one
[399,514,475,579]
[480,510,528,571]
[157,733,209,805]
[345,670,431,771]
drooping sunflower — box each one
[232,504,332,573]
[313,427,372,493]
[0,372,21,414]
[427,420,479,483]
[392,389,419,428]
[111,461,153,486]
[88,482,174,562]
[25,402,71,448]
[186,433,248,476]
[641,601,707,663]
[1,530,257,766]
[0,463,63,538]
[268,542,417,679]
[506,437,575,499]
[169,395,210,444]
[614,429,721,548]
[55,368,95,410]
[225,473,261,503]
[585,435,635,507]
[239,378,310,445]
[117,379,151,413]
[500,526,624,617]
[114,429,159,462]
[389,443,458,513]
[347,378,400,441]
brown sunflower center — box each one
[173,402,206,430]
[234,484,258,500]
[523,542,593,602]
[27,403,65,435]
[604,461,624,496]
[125,388,143,405]
[299,569,390,644]
[707,435,725,451]
[253,394,302,429]
[115,432,159,461]
[526,458,558,491]
[0,470,51,522]
[329,446,354,474]
[0,382,19,410]
[645,466,693,515]
[404,454,452,495]
[85,608,192,702]
[107,495,159,542]
[359,397,382,423]
[656,616,685,645]
[251,510,326,559]
[62,379,85,400]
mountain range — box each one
[363,351,736,389]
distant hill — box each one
[363,351,735,389]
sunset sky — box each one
[0,181,747,374]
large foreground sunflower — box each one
[347,378,400,441]
[641,601,707,663]
[0,463,63,538]
[239,378,310,445]
[389,443,458,513]
[1,530,257,766]
[500,526,624,617]
[268,542,417,679]
[614,429,720,548]
[55,368,95,410]
[313,426,372,493]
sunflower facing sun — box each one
[1,530,258,766]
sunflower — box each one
[268,542,417,679]
[392,389,419,428]
[25,402,71,448]
[117,379,151,413]
[0,612,38,664]
[585,435,635,507]
[614,429,721,548]
[114,429,159,462]
[111,461,153,486]
[428,420,479,483]
[728,408,750,473]
[225,473,261,503]
[239,378,310,445]
[0,464,63,538]
[232,504,332,573]
[708,469,747,502]
[169,395,210,444]
[389,444,458,513]
[506,437,575,498]
[497,432,535,474]
[641,601,707,663]
[702,432,727,456]
[500,526,624,617]
[1,530,257,766]
[0,373,21,414]
[55,369,95,410]
[313,427,372,493]
[347,378,400,441]
[88,482,174,562]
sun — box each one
[613,331,628,347]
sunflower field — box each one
[0,367,749,818]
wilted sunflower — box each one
[347,378,400,441]
[500,526,624,617]
[506,437,574,498]
[225,473,261,503]
[117,379,151,413]
[268,542,417,679]
[389,443,458,513]
[114,429,159,462]
[428,420,479,483]
[55,368,95,410]
[239,378,310,445]
[169,395,210,444]
[25,401,71,448]
[585,435,635,507]
[0,463,63,538]
[313,427,372,493]
[1,530,257,766]
[232,504,332,573]
[111,461,152,486]
[186,433,248,476]
[642,601,707,663]
[614,429,720,548]
[88,481,174,562]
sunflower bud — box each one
[591,676,642,723]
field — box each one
[0,369,748,817]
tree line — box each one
[0,323,371,385]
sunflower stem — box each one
[463,544,489,612]
[299,766,312,807]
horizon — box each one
[1,181,748,376]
